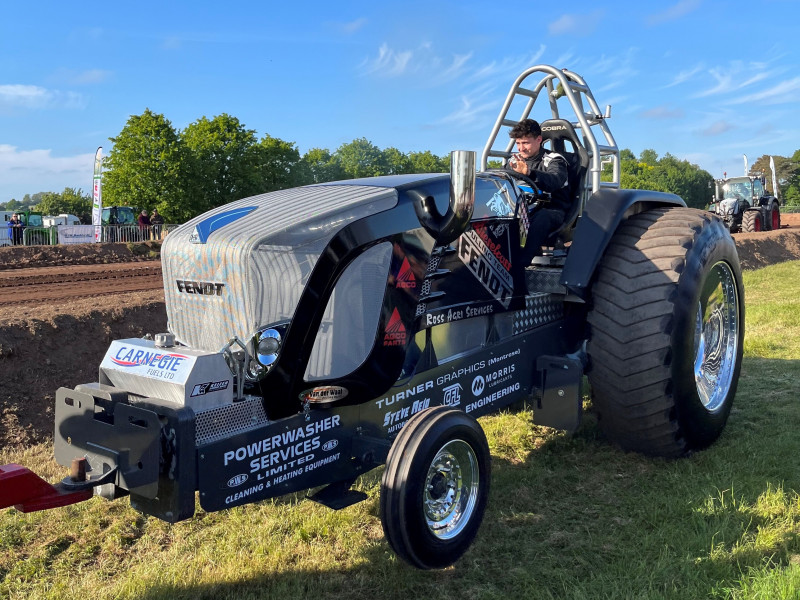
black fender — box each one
[560,188,686,297]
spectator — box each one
[150,208,164,240]
[138,210,151,241]
[8,214,24,246]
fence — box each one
[0,224,178,247]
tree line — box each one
[3,108,799,221]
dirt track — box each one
[1,215,799,449]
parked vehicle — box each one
[708,173,781,233]
[0,65,745,569]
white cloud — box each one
[0,84,86,110]
[725,76,800,105]
[693,61,774,98]
[647,0,701,26]
[359,43,415,76]
[0,145,96,201]
[699,120,735,136]
[664,64,704,88]
[640,105,685,119]
[548,11,604,36]
[336,18,367,35]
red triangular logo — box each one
[383,308,407,346]
[397,258,416,289]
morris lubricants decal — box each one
[458,226,513,308]
[189,206,257,244]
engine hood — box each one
[162,184,398,352]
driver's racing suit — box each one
[505,147,570,266]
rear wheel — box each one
[770,203,781,230]
[380,407,490,569]
[587,207,744,457]
[742,210,761,232]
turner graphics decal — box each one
[396,258,417,290]
[375,380,434,409]
[458,228,513,308]
[383,308,407,346]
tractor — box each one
[0,65,744,569]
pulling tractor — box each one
[0,65,744,569]
[708,173,781,233]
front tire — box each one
[587,207,744,457]
[380,407,490,569]
[742,210,761,232]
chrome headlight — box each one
[247,323,288,380]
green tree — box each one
[103,109,188,221]
[333,138,388,178]
[36,187,92,220]
[5,199,20,211]
[408,150,448,173]
[182,114,263,212]
[255,135,302,192]
[299,148,344,184]
[382,147,412,175]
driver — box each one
[506,118,570,265]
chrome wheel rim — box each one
[693,261,739,412]
[423,439,479,540]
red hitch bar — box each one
[0,463,93,513]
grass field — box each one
[2,261,799,600]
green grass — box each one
[2,261,800,599]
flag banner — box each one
[92,147,103,242]
[770,156,779,198]
[743,154,748,176]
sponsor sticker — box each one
[383,397,430,433]
[424,303,494,327]
[191,380,229,397]
[396,257,417,290]
[442,383,462,407]
[227,474,249,488]
[457,227,514,308]
[383,308,407,347]
[301,386,348,403]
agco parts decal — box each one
[189,206,257,244]
[458,226,513,308]
[396,258,417,290]
[383,308,407,346]
[300,386,348,403]
[191,380,229,397]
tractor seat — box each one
[539,119,589,246]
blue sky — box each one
[2,0,799,203]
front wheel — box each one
[380,407,490,569]
[742,210,762,232]
[587,207,744,457]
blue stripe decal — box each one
[191,206,257,243]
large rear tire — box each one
[587,207,744,457]
[769,203,781,231]
[380,407,490,569]
[742,210,761,232]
